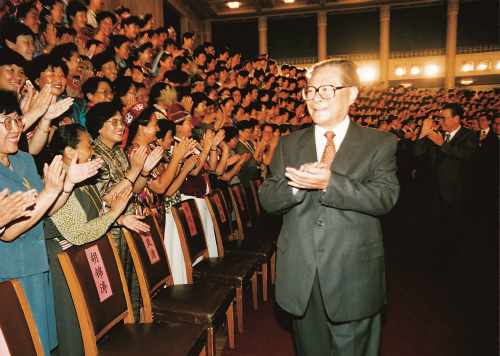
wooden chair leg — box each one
[251,271,258,310]
[227,301,235,349]
[262,262,268,302]
[236,289,243,333]
[271,252,276,285]
[207,327,214,356]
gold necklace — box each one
[93,139,126,177]
[239,139,255,154]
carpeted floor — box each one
[220,185,499,356]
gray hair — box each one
[307,59,360,88]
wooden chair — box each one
[58,233,207,356]
[122,215,236,356]
[171,199,259,334]
[229,183,276,287]
[0,279,44,356]
[206,190,276,301]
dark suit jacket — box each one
[259,120,399,322]
[413,127,477,202]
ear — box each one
[348,87,359,106]
[5,39,15,50]
[34,78,40,86]
[64,146,76,160]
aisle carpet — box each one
[221,187,498,356]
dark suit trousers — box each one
[292,272,381,356]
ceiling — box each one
[180,0,449,21]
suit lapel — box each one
[330,120,361,175]
[297,125,317,166]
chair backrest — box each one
[249,179,262,221]
[0,279,44,356]
[122,215,173,322]
[229,183,252,237]
[58,234,134,356]
[171,199,209,282]
[205,190,235,256]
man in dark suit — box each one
[413,103,477,267]
[259,60,399,356]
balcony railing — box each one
[275,44,499,65]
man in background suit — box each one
[413,103,477,267]
[259,60,399,356]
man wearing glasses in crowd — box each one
[259,59,399,356]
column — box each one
[445,0,459,90]
[379,6,390,85]
[317,11,327,62]
[203,20,212,43]
[180,17,190,38]
[258,16,267,55]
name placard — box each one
[141,232,160,264]
[214,194,226,222]
[85,245,113,302]
[182,202,198,236]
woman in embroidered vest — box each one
[45,124,149,355]
[86,102,162,321]
[125,106,196,234]
[0,90,102,356]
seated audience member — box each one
[0,89,101,356]
[66,0,92,45]
[86,101,162,320]
[82,76,114,108]
[92,51,118,82]
[51,43,85,99]
[44,123,146,356]
[93,11,115,47]
[1,21,36,61]
[110,34,131,69]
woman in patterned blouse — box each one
[45,124,149,356]
[86,102,162,321]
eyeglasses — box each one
[70,57,84,63]
[0,116,25,130]
[106,118,126,127]
[95,89,113,96]
[302,85,352,101]
[127,90,138,97]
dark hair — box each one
[86,39,103,50]
[82,77,112,102]
[112,76,134,99]
[110,35,130,51]
[138,14,153,28]
[190,92,208,114]
[0,22,34,47]
[0,90,21,116]
[114,5,130,16]
[222,127,238,142]
[51,42,78,61]
[156,119,176,140]
[122,15,140,27]
[66,1,87,26]
[441,103,464,119]
[0,47,27,69]
[236,120,253,133]
[193,45,205,59]
[91,52,116,71]
[182,31,194,40]
[27,54,68,90]
[96,11,116,25]
[16,2,37,20]
[126,106,156,147]
[48,124,87,159]
[138,42,153,54]
[148,82,169,106]
[85,102,122,139]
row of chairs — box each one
[0,181,277,356]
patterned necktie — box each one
[445,133,451,142]
[320,131,336,166]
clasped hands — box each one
[285,162,331,190]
